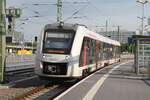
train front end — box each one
[35,23,80,80]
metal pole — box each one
[136,39,140,75]
[0,0,6,83]
[137,0,148,35]
[117,26,120,42]
[106,20,108,36]
[57,0,63,23]
[141,3,145,35]
[12,15,15,42]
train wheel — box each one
[82,69,89,78]
[119,59,121,62]
[104,63,108,67]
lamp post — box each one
[137,0,148,35]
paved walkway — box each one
[55,61,150,100]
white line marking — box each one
[83,61,131,100]
[54,68,99,100]
[54,61,131,100]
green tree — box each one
[121,43,134,53]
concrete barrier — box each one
[6,54,35,63]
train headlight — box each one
[43,55,46,58]
[65,56,69,61]
[48,65,56,73]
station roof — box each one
[132,35,150,40]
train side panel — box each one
[69,26,86,77]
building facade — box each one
[99,31,135,44]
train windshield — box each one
[43,30,75,54]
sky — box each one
[6,0,150,41]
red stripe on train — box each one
[87,34,96,38]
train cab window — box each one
[43,30,75,54]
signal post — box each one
[0,0,6,83]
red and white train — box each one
[35,23,120,80]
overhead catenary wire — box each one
[22,0,102,25]
[63,4,90,22]
[28,0,90,23]
[59,0,91,23]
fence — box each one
[6,54,35,63]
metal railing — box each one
[5,54,35,72]
[6,54,35,63]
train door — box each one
[79,38,89,67]
[95,40,100,69]
[83,39,88,66]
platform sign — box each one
[128,37,133,44]
[0,0,6,83]
[140,39,150,44]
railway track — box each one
[6,68,34,76]
[13,85,60,100]
[12,82,74,100]
[8,60,130,100]
[5,68,35,84]
[10,63,120,100]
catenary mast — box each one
[0,0,6,83]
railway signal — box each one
[6,8,21,42]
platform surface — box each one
[55,61,150,100]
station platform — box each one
[54,60,150,100]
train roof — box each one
[82,26,120,46]
[44,23,86,31]
[97,34,120,46]
[44,23,120,46]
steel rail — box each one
[12,85,60,100]
[6,68,34,76]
